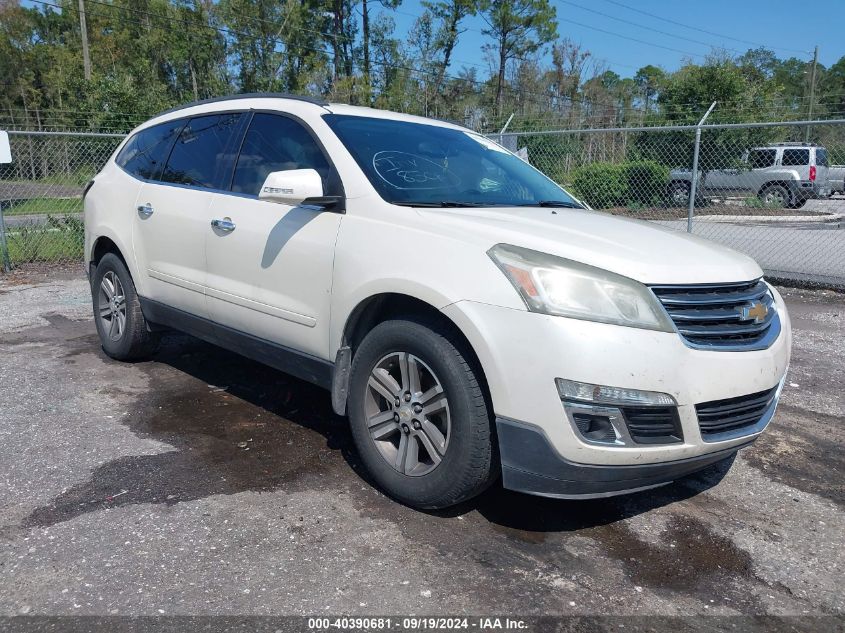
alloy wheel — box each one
[364,352,451,477]
[98,271,127,342]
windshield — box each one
[323,114,580,208]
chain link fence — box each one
[1,121,843,288]
[0,131,124,271]
[499,119,845,288]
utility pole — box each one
[78,0,92,81]
[805,45,818,142]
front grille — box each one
[695,386,779,439]
[622,407,683,444]
[650,279,779,350]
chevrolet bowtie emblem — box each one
[741,301,769,324]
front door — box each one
[204,112,343,359]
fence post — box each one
[0,203,11,273]
[687,101,717,233]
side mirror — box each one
[259,169,323,206]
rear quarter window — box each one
[782,148,810,166]
[115,120,186,180]
[815,148,829,167]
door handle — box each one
[137,203,154,217]
[211,218,236,233]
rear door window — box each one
[230,113,332,196]
[748,149,776,169]
[160,113,245,190]
[116,120,185,180]
[782,148,810,166]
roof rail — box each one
[769,141,817,147]
[153,93,329,118]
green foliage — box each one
[570,163,626,209]
[570,161,669,210]
[517,133,581,184]
[623,161,670,205]
[5,197,83,217]
[6,215,84,264]
[478,0,557,113]
[743,196,785,210]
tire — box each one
[760,184,792,208]
[91,252,159,360]
[347,317,498,509]
[668,181,691,207]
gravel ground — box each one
[0,269,842,622]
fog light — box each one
[556,378,676,407]
[572,413,617,443]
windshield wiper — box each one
[394,201,487,208]
[519,200,584,209]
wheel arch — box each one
[331,292,493,419]
[88,231,143,293]
[758,180,795,197]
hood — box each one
[420,207,763,285]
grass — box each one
[1,215,84,265]
[742,196,784,209]
[2,197,83,216]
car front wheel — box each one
[347,317,498,509]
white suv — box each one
[84,94,791,509]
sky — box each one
[385,0,843,78]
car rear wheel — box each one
[347,317,498,509]
[668,181,691,206]
[92,253,159,360]
[760,184,792,208]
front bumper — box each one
[442,286,791,484]
[497,416,750,498]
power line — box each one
[556,16,705,58]
[554,0,747,56]
[598,0,811,57]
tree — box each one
[421,0,479,100]
[361,0,402,87]
[633,64,665,118]
[479,0,556,116]
[549,38,589,124]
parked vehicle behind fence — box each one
[669,142,831,208]
[828,164,845,195]
[83,94,791,509]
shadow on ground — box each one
[25,328,731,535]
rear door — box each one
[133,112,245,318]
[204,112,343,359]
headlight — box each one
[488,244,675,332]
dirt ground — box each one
[0,269,842,625]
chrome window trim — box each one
[114,107,345,203]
